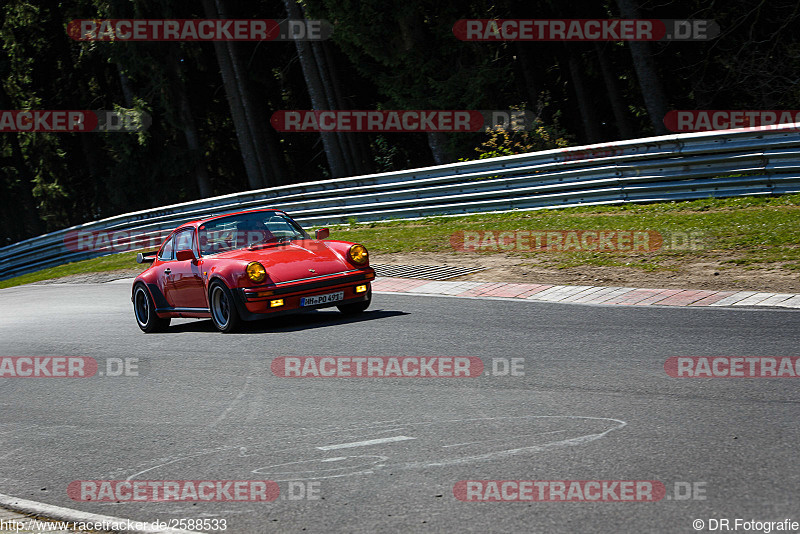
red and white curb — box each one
[0,493,200,534]
[372,277,800,308]
[104,275,800,308]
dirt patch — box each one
[30,269,143,285]
[23,255,799,293]
[373,252,800,293]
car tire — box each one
[209,280,241,333]
[133,283,170,333]
[338,289,371,315]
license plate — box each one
[300,291,344,306]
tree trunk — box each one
[202,0,264,190]
[615,0,669,135]
[215,0,286,186]
[593,42,634,139]
[427,132,452,165]
[0,84,43,240]
[311,40,357,176]
[167,49,212,197]
[116,64,134,107]
[567,53,602,144]
[176,83,213,198]
[319,40,375,175]
[283,0,349,178]
[8,136,44,240]
[321,42,374,175]
[514,42,539,107]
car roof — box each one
[174,208,284,232]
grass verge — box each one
[1,194,798,290]
[328,194,800,270]
[0,252,142,289]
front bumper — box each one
[232,268,374,321]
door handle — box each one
[164,268,171,275]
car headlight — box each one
[246,261,267,282]
[348,244,369,266]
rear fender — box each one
[131,276,170,316]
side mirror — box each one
[136,251,156,264]
[175,248,196,262]
[315,228,330,240]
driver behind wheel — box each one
[237,217,273,247]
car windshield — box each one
[197,211,310,256]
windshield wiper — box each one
[248,236,294,250]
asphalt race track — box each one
[1,280,799,533]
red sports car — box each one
[131,209,374,333]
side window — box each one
[174,228,195,254]
[158,235,175,261]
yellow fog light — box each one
[355,284,367,293]
[246,262,266,282]
[270,299,284,307]
[348,244,369,265]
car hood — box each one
[209,240,350,283]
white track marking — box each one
[317,436,416,450]
[442,430,568,448]
[402,416,627,469]
[207,376,253,429]
[119,416,626,483]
